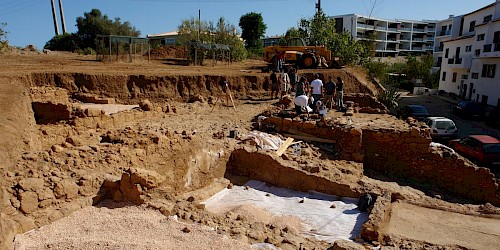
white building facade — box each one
[333,14,436,57]
[439,1,500,107]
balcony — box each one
[412,38,424,41]
[413,28,425,32]
[412,47,423,51]
[399,27,412,32]
[387,28,399,32]
[386,38,397,42]
[375,26,387,31]
[426,28,436,33]
[357,24,374,29]
[484,44,492,52]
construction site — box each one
[0,51,499,250]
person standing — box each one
[270,70,279,99]
[336,76,344,111]
[295,76,307,97]
[288,68,298,92]
[309,73,323,111]
[279,69,290,99]
[324,76,336,110]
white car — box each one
[423,117,459,140]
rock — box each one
[330,204,336,208]
[227,183,233,189]
[66,136,83,147]
[129,168,165,189]
[333,239,365,250]
[186,196,195,202]
[181,227,191,233]
[84,108,102,117]
[37,188,55,201]
[51,144,65,153]
[19,191,39,214]
[54,180,79,199]
[188,95,205,103]
[0,213,17,250]
[139,99,154,111]
[18,178,44,191]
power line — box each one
[0,0,45,18]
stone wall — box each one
[264,116,500,206]
[227,148,362,198]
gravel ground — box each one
[13,201,253,250]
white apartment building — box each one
[438,0,500,107]
[333,14,436,57]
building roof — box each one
[147,31,179,38]
[463,2,496,17]
[470,135,500,144]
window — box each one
[484,44,492,52]
[465,45,472,52]
[481,64,496,78]
[442,71,447,81]
[452,72,457,82]
[472,73,479,79]
[477,34,485,41]
[469,21,476,32]
[484,15,492,23]
[494,31,500,51]
[475,49,481,56]
[445,48,449,58]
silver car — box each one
[423,117,459,140]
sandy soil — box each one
[1,52,499,250]
[13,201,253,250]
[386,202,500,250]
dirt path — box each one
[386,202,500,250]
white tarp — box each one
[203,180,368,243]
[242,131,284,151]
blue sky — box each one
[0,0,494,49]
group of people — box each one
[270,69,345,118]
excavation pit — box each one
[203,180,369,243]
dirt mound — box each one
[149,45,188,59]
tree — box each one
[239,12,266,53]
[44,33,81,52]
[76,9,140,50]
[178,16,247,63]
[298,10,336,46]
[0,22,8,51]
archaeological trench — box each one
[0,68,499,250]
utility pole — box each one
[315,0,321,13]
[50,0,60,36]
[58,0,66,34]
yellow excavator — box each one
[263,38,342,69]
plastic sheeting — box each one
[242,131,284,151]
[203,180,368,243]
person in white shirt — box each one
[309,73,323,110]
[294,95,312,116]
[280,69,290,99]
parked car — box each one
[423,117,458,140]
[449,135,500,167]
[452,100,486,120]
[399,105,430,121]
[485,109,500,128]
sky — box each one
[0,0,495,49]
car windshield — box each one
[410,106,428,113]
[484,143,500,153]
[435,121,455,130]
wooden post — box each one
[108,37,111,61]
[116,41,119,62]
[148,43,150,63]
[129,38,132,63]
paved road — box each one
[399,94,500,139]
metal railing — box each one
[413,28,425,32]
[412,38,424,41]
[388,28,398,32]
[438,30,451,36]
